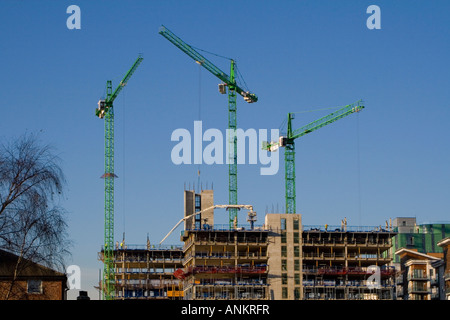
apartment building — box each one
[395,248,443,300]
[438,237,450,300]
[391,217,450,263]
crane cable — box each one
[191,44,233,62]
[191,44,251,93]
[356,112,362,227]
[197,64,202,192]
[122,90,126,236]
[278,106,342,135]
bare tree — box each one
[0,133,71,299]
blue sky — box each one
[1,1,449,299]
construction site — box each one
[99,188,398,300]
[93,24,445,301]
[2,2,449,310]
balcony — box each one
[408,285,430,294]
[302,252,346,261]
[430,277,439,286]
[408,270,429,281]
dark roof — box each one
[0,249,66,279]
[431,259,445,268]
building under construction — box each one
[264,214,396,300]
[179,227,269,300]
[99,243,184,299]
[99,189,398,300]
[175,189,268,300]
[301,223,396,300]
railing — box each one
[303,252,345,259]
[303,252,390,260]
[302,266,396,276]
[408,284,430,294]
[115,269,177,276]
[408,270,429,281]
[115,256,183,263]
[302,225,395,233]
[302,279,394,288]
[188,278,267,286]
[184,265,268,275]
[182,224,394,233]
[115,279,181,288]
[183,237,268,249]
[182,251,267,263]
[184,224,266,232]
[431,292,440,300]
[113,244,183,251]
[194,290,267,300]
[408,274,430,281]
[302,239,391,246]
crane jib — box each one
[290,102,364,140]
[108,56,143,104]
[159,25,257,103]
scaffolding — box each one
[181,229,270,300]
[301,228,397,300]
[99,245,184,299]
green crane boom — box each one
[96,55,143,300]
[263,100,364,214]
[159,25,257,228]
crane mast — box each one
[159,25,257,228]
[264,100,364,214]
[96,55,143,300]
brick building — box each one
[0,249,67,300]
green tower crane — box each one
[95,55,143,300]
[159,25,257,228]
[263,100,364,214]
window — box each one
[293,232,299,244]
[295,273,300,285]
[294,287,301,300]
[195,195,201,208]
[281,218,286,230]
[281,232,287,244]
[27,280,42,294]
[293,219,299,230]
[282,273,288,285]
[281,259,287,271]
[294,246,299,257]
[281,246,287,257]
[282,287,288,299]
[294,260,300,271]
[194,195,201,229]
